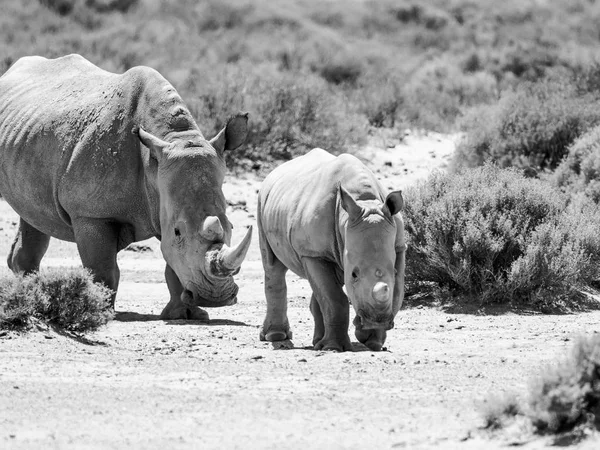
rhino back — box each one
[259,149,387,276]
[0,54,199,241]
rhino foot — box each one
[160,305,210,322]
[314,335,352,352]
[355,328,387,352]
[259,326,293,342]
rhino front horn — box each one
[372,282,390,303]
[201,216,225,241]
[219,225,253,271]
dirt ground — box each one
[1,133,599,449]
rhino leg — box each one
[7,218,50,274]
[259,257,292,342]
[310,293,325,345]
[160,264,209,321]
[303,257,352,352]
[258,223,292,341]
[354,317,387,351]
[72,218,120,307]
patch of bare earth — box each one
[2,134,600,449]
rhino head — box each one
[137,113,251,307]
[340,186,404,331]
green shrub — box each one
[550,125,600,203]
[483,335,600,436]
[453,75,600,173]
[188,64,367,168]
[528,335,600,433]
[403,164,600,307]
[0,267,114,332]
[401,58,499,131]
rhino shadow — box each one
[269,340,382,352]
[114,311,250,327]
[114,311,161,322]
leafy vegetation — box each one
[453,69,600,174]
[403,164,600,308]
[482,335,600,438]
[4,0,600,166]
[0,267,114,333]
[549,124,600,203]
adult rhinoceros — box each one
[0,54,252,321]
[258,148,406,351]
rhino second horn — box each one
[219,226,253,271]
[372,282,390,303]
[201,216,224,241]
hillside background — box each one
[4,0,600,169]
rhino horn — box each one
[372,282,390,303]
[201,216,225,241]
[218,225,253,271]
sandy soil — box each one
[1,134,599,450]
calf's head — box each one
[340,186,403,330]
[137,113,251,307]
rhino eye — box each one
[351,269,359,280]
[174,227,181,237]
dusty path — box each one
[2,134,599,449]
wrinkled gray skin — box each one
[0,54,253,320]
[258,148,406,351]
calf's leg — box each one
[259,228,292,341]
[303,257,351,352]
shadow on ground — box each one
[403,291,600,316]
[115,311,251,327]
[269,339,384,353]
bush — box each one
[403,164,600,307]
[453,74,600,173]
[550,125,600,203]
[0,267,114,332]
[188,64,367,168]
[401,58,499,131]
[528,335,600,433]
[483,335,600,437]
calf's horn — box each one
[219,226,253,271]
[372,282,390,303]
[201,216,224,241]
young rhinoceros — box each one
[257,148,406,351]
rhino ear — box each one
[134,126,169,161]
[340,186,363,219]
[385,190,404,216]
[209,112,249,154]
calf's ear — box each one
[210,112,249,154]
[340,186,364,219]
[385,190,404,216]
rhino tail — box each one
[256,193,277,268]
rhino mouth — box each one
[183,281,238,308]
[354,310,394,331]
